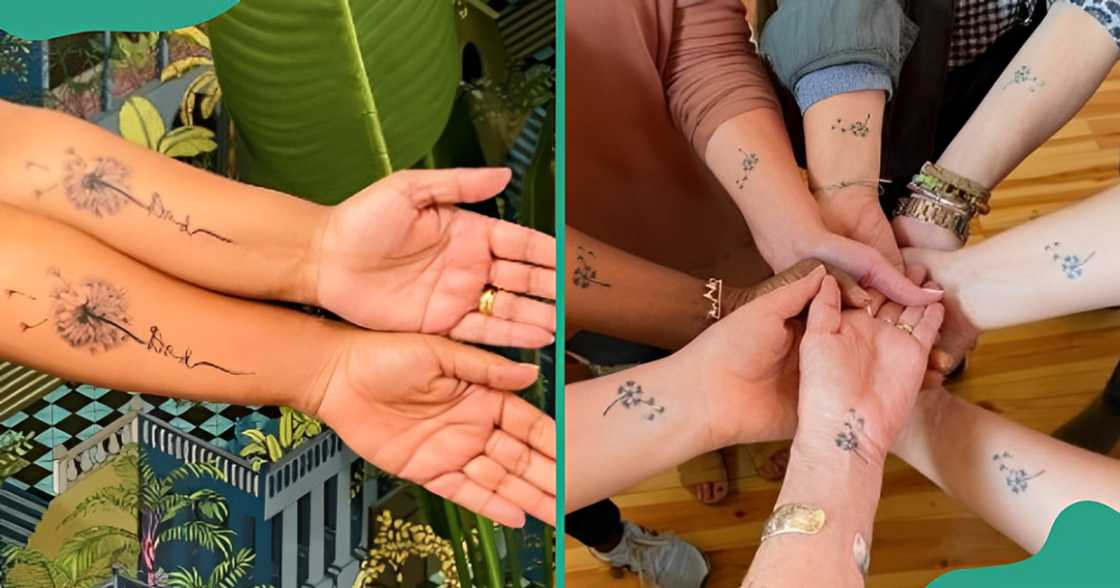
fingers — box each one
[499,394,557,459]
[896,304,925,333]
[748,259,824,300]
[806,275,842,334]
[833,239,943,306]
[430,338,541,390]
[911,303,945,350]
[750,264,827,319]
[485,429,555,493]
[450,314,554,348]
[490,219,556,269]
[877,301,904,325]
[425,473,528,528]
[931,328,973,373]
[462,455,556,525]
[492,291,555,332]
[385,168,512,207]
[490,260,556,300]
[828,264,872,309]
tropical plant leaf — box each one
[167,567,207,588]
[55,525,138,577]
[208,548,254,588]
[171,26,212,52]
[161,56,214,82]
[1,544,66,588]
[278,408,293,449]
[199,77,222,120]
[240,429,268,445]
[164,460,226,486]
[61,484,138,527]
[120,96,166,150]
[179,71,219,126]
[239,443,266,458]
[159,520,234,557]
[189,488,229,523]
[159,126,218,158]
[209,0,461,203]
[265,435,283,461]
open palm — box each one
[797,276,944,462]
[308,332,555,528]
[318,169,556,348]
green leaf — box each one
[161,56,214,81]
[171,26,212,52]
[119,96,166,150]
[209,0,461,203]
[265,435,283,461]
[279,407,293,448]
[158,126,218,158]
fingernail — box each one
[865,305,874,317]
[921,287,944,295]
[520,362,541,371]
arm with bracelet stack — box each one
[893,1,1120,249]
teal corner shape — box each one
[0,0,238,40]
[930,501,1120,588]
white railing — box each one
[53,396,142,494]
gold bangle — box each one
[906,182,973,215]
[893,196,971,242]
[912,162,992,216]
[704,278,722,321]
[761,503,827,543]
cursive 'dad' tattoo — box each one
[28,149,232,243]
[5,267,250,375]
[1002,65,1045,93]
[1045,242,1095,280]
[993,451,1044,494]
[834,409,870,463]
[831,114,872,138]
[602,380,665,421]
[735,148,760,190]
[573,246,611,289]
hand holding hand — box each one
[795,275,944,464]
[317,168,556,348]
[303,330,555,528]
[818,187,906,272]
[902,247,980,373]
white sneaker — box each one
[589,521,710,588]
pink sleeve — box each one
[662,0,781,158]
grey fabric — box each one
[793,63,894,113]
[759,0,919,93]
[1066,0,1120,47]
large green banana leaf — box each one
[209,0,460,204]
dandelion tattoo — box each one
[1045,242,1095,279]
[29,149,232,242]
[993,451,1044,494]
[831,114,872,138]
[602,380,666,421]
[736,148,760,190]
[573,247,610,289]
[1002,65,1045,93]
[834,409,870,463]
[5,267,249,374]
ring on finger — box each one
[479,286,499,316]
[895,321,915,335]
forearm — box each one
[565,357,708,511]
[0,100,327,303]
[935,184,1120,329]
[566,227,720,350]
[938,2,1120,187]
[895,388,1120,552]
[803,90,885,193]
[744,440,883,587]
[705,108,826,269]
[0,203,340,413]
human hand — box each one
[723,258,873,317]
[818,187,906,272]
[795,275,944,464]
[316,168,556,348]
[677,263,829,450]
[303,330,555,528]
[902,247,980,373]
[892,215,965,251]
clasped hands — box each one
[294,168,557,528]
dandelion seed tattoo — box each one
[4,289,37,301]
[736,148,760,190]
[834,409,870,463]
[1002,65,1045,93]
[602,380,666,421]
[831,114,872,138]
[5,267,250,375]
[28,149,232,242]
[1045,242,1095,279]
[993,451,1044,494]
[573,247,610,289]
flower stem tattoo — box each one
[5,267,250,375]
[735,148,760,190]
[602,380,665,421]
[1002,65,1045,93]
[993,451,1044,494]
[1045,242,1095,279]
[834,409,869,463]
[831,114,872,138]
[573,247,610,289]
[28,149,232,243]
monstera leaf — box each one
[209,0,460,204]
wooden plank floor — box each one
[565,66,1120,588]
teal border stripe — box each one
[554,0,567,583]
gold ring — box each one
[895,322,914,335]
[479,287,498,316]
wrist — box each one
[892,387,953,464]
[285,315,352,418]
[300,201,334,307]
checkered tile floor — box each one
[0,384,279,495]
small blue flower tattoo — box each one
[1045,242,1095,280]
[993,451,1045,494]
